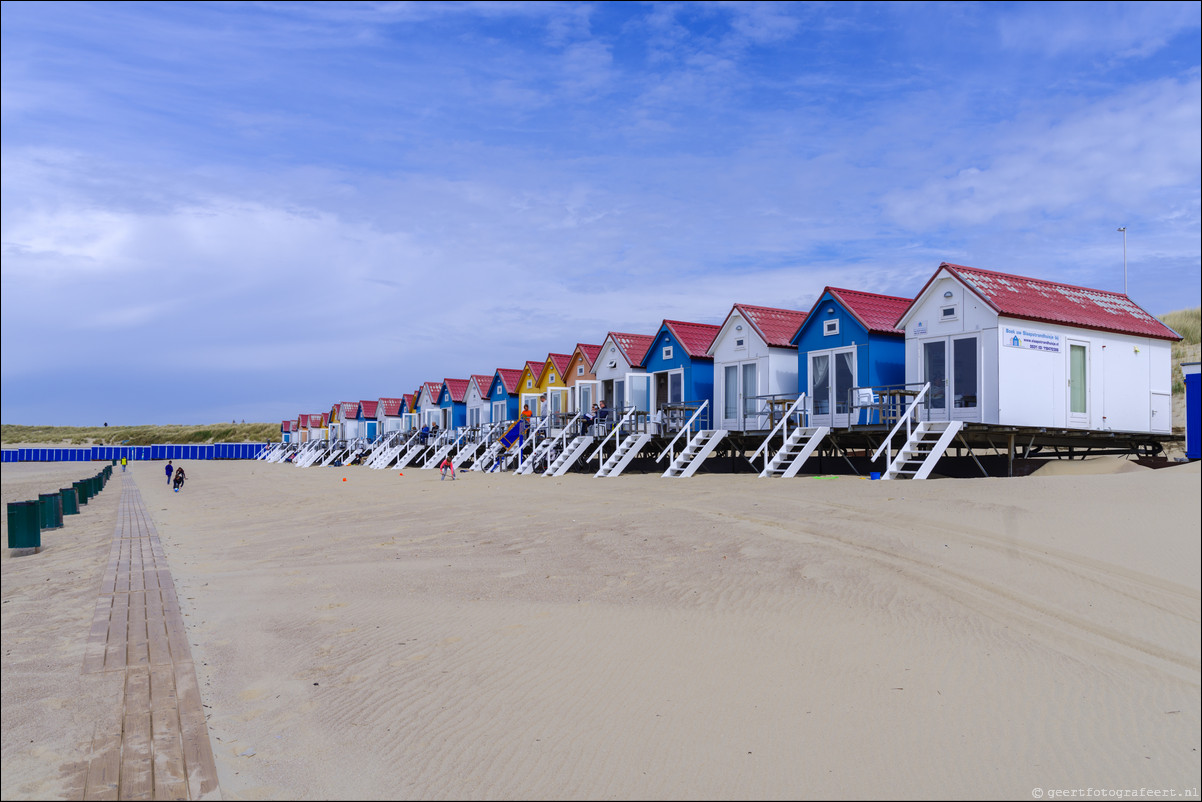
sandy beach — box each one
[2,455,1199,800]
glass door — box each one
[1068,341,1088,426]
[810,353,831,424]
[951,336,979,422]
[923,340,948,421]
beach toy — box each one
[174,488,179,492]
[342,477,347,482]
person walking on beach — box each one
[165,461,173,485]
[120,456,127,472]
[440,456,456,481]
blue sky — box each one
[3,1,1199,426]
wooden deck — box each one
[79,475,219,800]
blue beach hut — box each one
[792,287,912,427]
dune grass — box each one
[1,422,280,447]
[1159,306,1201,395]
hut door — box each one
[922,340,948,422]
[575,381,599,416]
[1067,341,1089,427]
[625,373,650,413]
[810,349,855,428]
[951,336,980,422]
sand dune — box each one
[2,456,1199,800]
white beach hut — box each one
[897,263,1180,432]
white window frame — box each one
[824,319,840,336]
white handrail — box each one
[656,400,709,462]
[871,383,930,463]
[587,406,638,463]
[749,394,808,463]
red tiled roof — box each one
[297,414,310,427]
[824,288,912,335]
[470,375,494,397]
[937,263,1180,341]
[378,397,404,416]
[335,401,357,420]
[422,382,442,403]
[662,320,720,358]
[523,361,543,381]
[359,400,379,419]
[540,353,573,383]
[281,420,292,431]
[443,378,470,403]
[402,393,415,412]
[574,343,603,368]
[608,332,655,367]
[727,304,808,348]
[495,368,523,393]
[314,413,328,427]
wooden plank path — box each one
[80,475,220,800]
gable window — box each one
[735,337,745,348]
[824,319,839,336]
[662,345,673,360]
[941,305,957,321]
[577,365,584,376]
[526,379,532,388]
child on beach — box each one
[172,466,186,491]
[440,457,456,481]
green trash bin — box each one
[38,493,63,530]
[60,487,80,516]
[7,501,41,549]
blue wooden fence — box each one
[1,443,268,463]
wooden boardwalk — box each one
[80,475,219,800]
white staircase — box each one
[515,438,557,474]
[472,440,506,472]
[656,401,725,478]
[295,441,328,467]
[368,430,417,469]
[544,435,594,476]
[661,429,728,477]
[595,432,651,477]
[319,442,348,466]
[395,440,429,469]
[421,437,458,469]
[871,383,962,480]
[759,426,829,478]
[880,421,963,479]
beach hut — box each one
[565,343,603,416]
[896,263,1180,432]
[281,420,293,443]
[331,402,359,441]
[641,320,721,422]
[465,375,494,429]
[792,288,912,427]
[358,400,379,441]
[438,379,470,432]
[415,382,443,428]
[377,397,405,434]
[515,360,547,418]
[710,303,807,431]
[307,412,328,442]
[487,369,524,424]
[593,332,655,412]
[535,353,574,423]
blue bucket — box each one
[869,472,881,480]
